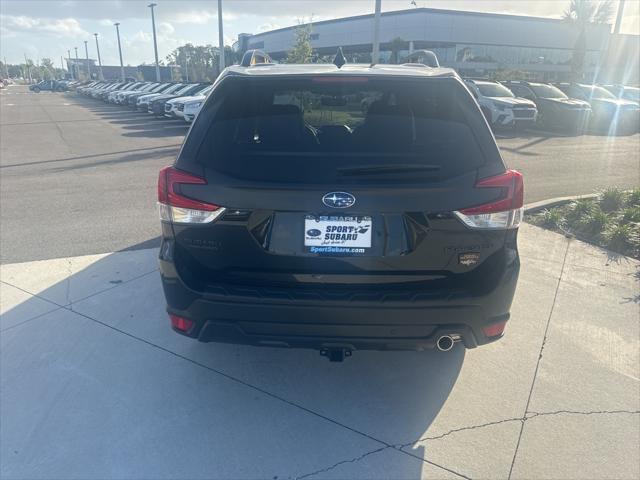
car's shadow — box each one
[63,93,190,139]
[1,237,465,478]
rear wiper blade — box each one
[338,164,441,176]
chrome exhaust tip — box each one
[436,335,455,352]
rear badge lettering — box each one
[459,252,480,266]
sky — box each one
[1,0,638,66]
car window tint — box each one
[529,84,567,99]
[191,77,493,185]
[477,83,514,97]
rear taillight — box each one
[169,314,194,332]
[158,166,225,224]
[483,320,507,338]
[454,170,524,230]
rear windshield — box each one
[477,83,515,98]
[584,85,616,100]
[530,84,567,99]
[189,76,493,184]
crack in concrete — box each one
[400,417,524,446]
[293,408,640,480]
[402,409,640,447]
[528,409,640,419]
[508,238,571,479]
[293,446,389,480]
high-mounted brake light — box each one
[158,166,225,224]
[454,170,524,230]
[311,76,369,83]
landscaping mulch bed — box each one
[527,188,640,259]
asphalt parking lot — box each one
[1,85,639,479]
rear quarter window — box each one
[182,75,502,185]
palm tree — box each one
[563,0,614,81]
[388,37,407,64]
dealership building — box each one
[235,7,639,84]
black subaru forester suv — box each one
[158,55,523,360]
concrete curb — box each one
[524,193,599,214]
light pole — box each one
[148,3,161,82]
[614,0,626,34]
[67,49,73,79]
[114,22,125,81]
[84,40,91,80]
[217,0,225,72]
[372,0,381,64]
[74,47,79,81]
[93,33,103,80]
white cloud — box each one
[157,21,174,36]
[1,14,89,38]
[173,10,216,25]
[257,22,281,33]
[128,29,152,45]
[98,18,113,26]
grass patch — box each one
[528,188,640,259]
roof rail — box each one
[241,49,273,67]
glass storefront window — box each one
[453,44,579,66]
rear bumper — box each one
[159,243,520,352]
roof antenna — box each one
[333,47,346,69]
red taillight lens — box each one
[483,320,507,338]
[454,170,524,229]
[170,314,194,332]
[158,166,225,224]
[461,170,524,215]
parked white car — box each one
[182,98,206,123]
[465,79,538,128]
[164,85,212,119]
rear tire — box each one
[32,87,40,93]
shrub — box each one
[539,208,564,229]
[602,223,640,256]
[599,187,625,213]
[578,208,609,235]
[620,206,640,223]
[565,199,593,221]
[626,188,640,207]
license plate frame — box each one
[304,215,373,254]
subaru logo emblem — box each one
[322,192,356,209]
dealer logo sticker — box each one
[459,252,480,266]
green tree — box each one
[167,43,239,81]
[286,21,313,64]
[563,0,613,81]
[388,37,407,64]
[40,58,55,80]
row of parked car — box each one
[74,80,211,123]
[464,79,640,135]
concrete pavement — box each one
[1,224,638,479]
